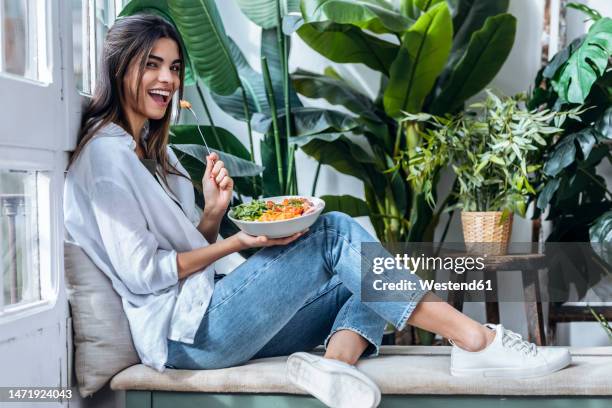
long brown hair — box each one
[68,13,188,186]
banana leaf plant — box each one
[529,4,612,300]
[285,0,517,243]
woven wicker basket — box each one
[461,211,513,255]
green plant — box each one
[402,91,574,216]
[530,6,612,244]
[288,0,517,242]
[528,3,612,300]
[589,307,612,343]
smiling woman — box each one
[122,37,183,158]
[67,13,187,183]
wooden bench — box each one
[110,346,612,407]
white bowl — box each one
[228,196,326,238]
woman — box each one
[64,14,571,408]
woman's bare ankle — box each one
[324,352,358,365]
[452,325,495,352]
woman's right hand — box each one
[233,230,308,250]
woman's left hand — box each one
[202,152,233,217]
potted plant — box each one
[402,91,578,254]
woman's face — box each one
[123,37,181,123]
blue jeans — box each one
[165,212,428,370]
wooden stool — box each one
[446,253,548,345]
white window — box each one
[0,0,50,82]
[0,0,56,318]
[73,0,129,94]
[0,170,47,313]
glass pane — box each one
[72,0,88,93]
[2,0,39,80]
[0,170,40,308]
[93,0,114,92]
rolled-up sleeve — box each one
[90,179,178,295]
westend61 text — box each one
[372,279,493,292]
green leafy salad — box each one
[230,200,269,221]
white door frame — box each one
[0,0,77,401]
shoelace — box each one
[501,327,537,356]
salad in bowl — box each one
[228,196,325,238]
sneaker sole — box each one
[287,353,381,408]
[450,353,572,379]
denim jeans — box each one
[165,211,428,370]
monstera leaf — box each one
[553,17,612,104]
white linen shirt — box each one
[64,121,215,372]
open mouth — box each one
[148,89,171,106]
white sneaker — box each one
[450,323,572,378]
[286,352,381,408]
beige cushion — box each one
[110,346,612,396]
[64,242,139,397]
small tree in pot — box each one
[402,91,579,254]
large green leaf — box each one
[211,38,269,121]
[590,211,612,267]
[120,0,173,21]
[170,124,261,196]
[542,37,584,80]
[171,144,263,177]
[590,211,612,243]
[170,124,250,159]
[252,107,361,136]
[596,106,612,139]
[261,29,303,110]
[451,0,509,52]
[234,0,301,29]
[121,0,241,95]
[301,0,413,33]
[400,0,445,19]
[292,69,379,120]
[536,178,561,210]
[553,17,612,104]
[295,134,376,183]
[297,22,399,75]
[260,136,284,196]
[383,2,453,117]
[320,195,370,216]
[543,136,577,177]
[430,13,516,114]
